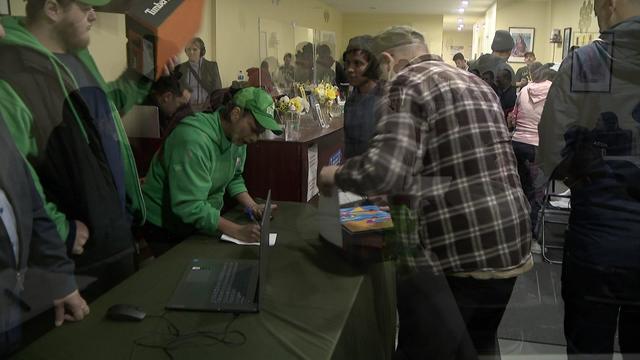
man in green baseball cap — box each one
[142,86,279,254]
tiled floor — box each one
[497,252,624,359]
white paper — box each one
[317,191,343,248]
[220,233,277,246]
[338,191,364,205]
[307,144,319,201]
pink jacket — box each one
[511,80,552,146]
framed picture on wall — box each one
[0,0,11,15]
[509,27,535,62]
[562,27,573,60]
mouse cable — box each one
[129,313,246,360]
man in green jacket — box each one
[142,87,281,255]
[0,0,169,299]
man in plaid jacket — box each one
[319,26,532,359]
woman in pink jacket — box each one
[508,62,553,241]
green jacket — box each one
[142,111,248,237]
[0,16,149,242]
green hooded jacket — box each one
[142,111,248,237]
[0,16,150,241]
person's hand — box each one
[73,220,89,255]
[367,195,390,211]
[231,224,261,243]
[249,203,278,220]
[318,166,341,197]
[53,290,89,327]
[161,55,179,76]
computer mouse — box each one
[105,304,146,322]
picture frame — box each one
[562,27,573,59]
[0,0,10,16]
[509,27,536,63]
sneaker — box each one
[531,242,542,254]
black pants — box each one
[562,253,640,360]
[395,271,477,360]
[447,276,517,360]
[512,141,541,234]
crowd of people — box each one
[1,0,639,359]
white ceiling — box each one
[321,0,494,31]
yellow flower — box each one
[290,97,304,114]
[325,87,337,101]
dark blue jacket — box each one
[538,17,640,269]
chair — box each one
[538,181,571,264]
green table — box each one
[14,202,396,360]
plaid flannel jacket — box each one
[335,54,532,275]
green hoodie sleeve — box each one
[106,69,153,115]
[164,127,221,235]
[226,147,248,198]
[76,50,152,115]
[0,81,71,241]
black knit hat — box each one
[492,30,515,52]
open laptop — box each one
[166,191,272,313]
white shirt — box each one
[0,188,19,263]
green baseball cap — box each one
[233,87,282,135]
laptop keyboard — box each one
[210,262,250,305]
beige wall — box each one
[215,0,343,87]
[341,13,444,58]
[442,30,473,65]
[8,0,23,15]
[495,0,552,71]
[549,0,599,63]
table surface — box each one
[14,202,393,360]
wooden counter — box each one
[244,115,344,202]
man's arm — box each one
[0,81,74,243]
[164,128,222,235]
[24,162,89,326]
[334,81,419,196]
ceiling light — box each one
[458,8,465,13]
[461,1,469,6]
[458,17,464,23]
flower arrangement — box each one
[312,82,339,105]
[276,95,309,116]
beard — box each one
[56,18,91,52]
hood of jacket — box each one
[178,110,231,151]
[526,80,552,104]
[606,16,640,81]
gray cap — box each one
[491,30,515,52]
[373,26,425,54]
